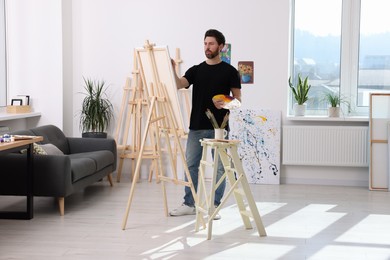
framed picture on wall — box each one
[238,61,254,84]
[220,43,231,64]
[11,99,23,106]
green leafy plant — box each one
[79,77,113,133]
[288,74,311,105]
[322,91,350,107]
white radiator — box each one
[282,126,369,167]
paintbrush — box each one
[220,112,229,129]
[205,109,220,128]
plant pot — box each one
[328,107,340,117]
[82,132,107,138]
[293,103,306,116]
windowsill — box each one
[286,115,369,122]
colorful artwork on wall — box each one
[229,108,281,184]
[220,43,231,64]
[238,61,254,84]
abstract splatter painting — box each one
[229,108,281,184]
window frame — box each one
[290,0,368,117]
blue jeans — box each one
[183,129,226,207]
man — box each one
[170,29,241,219]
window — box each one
[357,0,390,108]
[0,0,6,107]
[291,0,390,116]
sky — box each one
[295,0,390,37]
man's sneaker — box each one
[169,204,196,216]
[213,206,221,220]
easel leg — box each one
[161,177,168,216]
[122,98,157,229]
[121,156,142,230]
[116,158,125,182]
[115,77,131,183]
[122,97,171,228]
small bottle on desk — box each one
[3,134,11,142]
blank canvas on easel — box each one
[136,45,187,133]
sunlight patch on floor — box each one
[310,245,390,260]
[165,219,196,233]
[266,204,345,238]
[195,202,286,237]
[335,214,390,245]
[141,236,205,259]
[203,243,296,259]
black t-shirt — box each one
[184,61,241,130]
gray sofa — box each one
[0,124,117,215]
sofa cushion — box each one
[68,151,114,182]
[70,157,97,182]
[20,143,47,155]
[41,143,64,155]
[29,125,70,154]
[69,151,114,172]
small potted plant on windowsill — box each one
[322,91,350,117]
[288,74,311,116]
[79,77,114,138]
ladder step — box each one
[240,210,254,218]
[200,160,214,167]
[233,189,245,196]
[196,207,208,214]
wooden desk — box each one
[0,136,43,219]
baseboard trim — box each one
[281,177,368,188]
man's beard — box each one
[205,49,219,59]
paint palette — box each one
[212,94,241,109]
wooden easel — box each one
[115,48,190,183]
[114,53,159,183]
[121,41,198,230]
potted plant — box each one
[322,91,350,117]
[79,77,114,138]
[288,74,311,116]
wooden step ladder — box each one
[195,139,267,240]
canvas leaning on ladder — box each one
[120,41,197,230]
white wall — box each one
[6,0,63,129]
[68,0,291,135]
[6,0,369,186]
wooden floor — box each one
[1,175,390,260]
